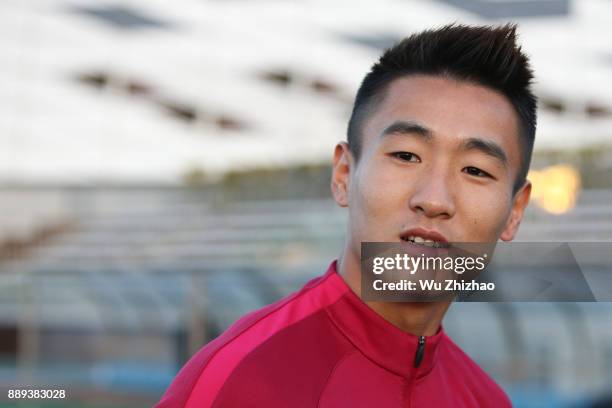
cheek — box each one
[360,161,407,211]
[349,161,406,236]
[460,185,512,240]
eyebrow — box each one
[381,120,509,167]
[462,137,508,167]
[380,120,433,141]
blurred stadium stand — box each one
[1,186,612,407]
[2,0,612,406]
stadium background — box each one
[1,0,612,406]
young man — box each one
[157,24,535,407]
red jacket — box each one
[156,261,511,407]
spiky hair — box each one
[347,23,537,193]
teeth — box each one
[404,235,444,248]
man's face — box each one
[332,75,531,253]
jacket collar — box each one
[321,260,446,378]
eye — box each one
[463,166,492,178]
[391,152,421,163]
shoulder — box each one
[155,270,351,408]
[440,333,512,406]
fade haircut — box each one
[347,24,537,194]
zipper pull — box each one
[413,336,426,368]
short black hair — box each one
[347,23,537,194]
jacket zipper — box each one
[407,336,426,407]
[413,335,426,368]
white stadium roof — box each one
[1,0,611,184]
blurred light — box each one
[528,164,581,214]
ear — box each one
[500,180,532,241]
[331,142,353,207]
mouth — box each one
[400,228,449,249]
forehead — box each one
[362,75,522,166]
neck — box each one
[337,248,450,337]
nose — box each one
[408,171,456,219]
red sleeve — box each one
[154,304,282,408]
[154,274,331,407]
